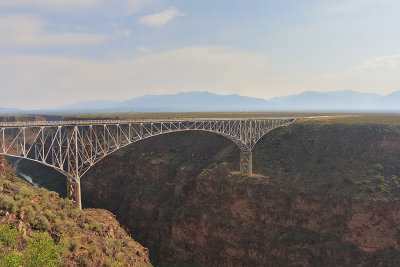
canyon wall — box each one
[81,122,400,266]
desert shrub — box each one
[89,246,101,258]
[49,191,59,198]
[0,253,24,267]
[31,216,51,231]
[68,238,79,252]
[22,206,36,223]
[343,177,354,185]
[376,184,384,192]
[89,222,103,235]
[15,198,30,208]
[68,209,84,219]
[366,186,374,193]
[374,164,384,171]
[52,218,63,233]
[59,198,73,209]
[366,169,374,175]
[168,146,177,153]
[59,210,67,220]
[46,202,58,210]
[375,174,385,183]
[82,223,90,230]
[18,186,34,198]
[32,202,40,211]
[44,209,56,222]
[105,238,122,256]
[0,194,17,214]
[2,180,12,190]
[0,225,20,246]
[24,232,61,267]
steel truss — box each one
[0,118,294,208]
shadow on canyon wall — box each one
[13,119,400,266]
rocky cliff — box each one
[0,155,152,266]
[80,118,400,266]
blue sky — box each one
[0,0,399,109]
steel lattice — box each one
[0,118,294,180]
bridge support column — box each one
[67,179,82,210]
[240,150,252,176]
[0,155,6,173]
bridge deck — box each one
[0,117,294,127]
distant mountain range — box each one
[2,90,400,114]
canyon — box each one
[10,116,400,266]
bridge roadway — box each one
[0,117,295,209]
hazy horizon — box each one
[0,0,399,109]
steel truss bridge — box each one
[0,118,294,209]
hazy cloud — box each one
[323,0,390,14]
[0,0,100,9]
[124,0,166,15]
[139,7,184,27]
[354,55,400,72]
[0,46,271,109]
[0,15,111,47]
[0,0,165,14]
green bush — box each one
[52,218,63,233]
[0,225,20,246]
[375,174,385,183]
[89,222,103,235]
[22,205,35,223]
[374,164,384,171]
[0,194,17,214]
[68,238,79,252]
[24,232,61,267]
[366,186,374,193]
[18,186,34,198]
[31,216,51,231]
[59,210,67,220]
[44,209,56,222]
[59,198,73,209]
[0,252,24,267]
[68,209,84,219]
[2,180,12,190]
[343,177,354,185]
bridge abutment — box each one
[67,179,82,210]
[240,150,252,176]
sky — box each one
[0,0,399,109]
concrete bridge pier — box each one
[240,150,252,176]
[67,178,82,210]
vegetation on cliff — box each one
[0,157,152,266]
[9,114,400,266]
[76,115,400,266]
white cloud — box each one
[354,55,400,72]
[0,46,272,109]
[0,15,110,47]
[0,0,100,9]
[0,0,165,14]
[139,7,184,27]
[124,0,165,15]
[323,0,392,14]
[137,46,152,53]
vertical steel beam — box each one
[240,150,252,176]
[67,178,82,210]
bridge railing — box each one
[0,117,295,127]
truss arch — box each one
[1,118,295,209]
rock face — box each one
[80,123,400,266]
[0,156,152,266]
